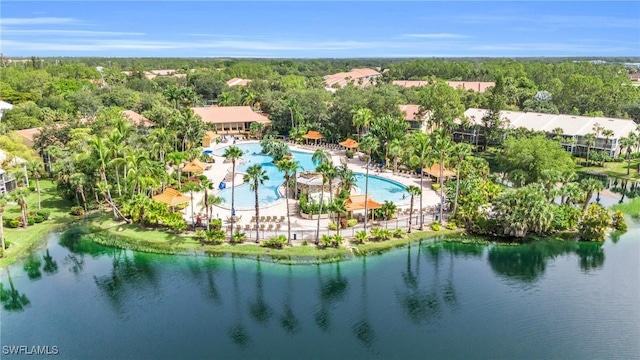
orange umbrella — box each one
[182,159,210,173]
[152,188,191,206]
[302,131,324,140]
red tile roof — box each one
[324,68,381,89]
[191,106,270,124]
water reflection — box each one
[575,242,605,271]
[314,262,349,331]
[279,266,301,335]
[228,256,251,348]
[0,269,30,311]
[352,257,375,348]
[488,241,576,282]
[42,249,58,275]
[248,257,273,326]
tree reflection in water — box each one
[0,269,30,311]
[228,255,250,348]
[185,257,222,305]
[248,257,273,326]
[42,249,58,275]
[23,255,42,280]
[314,262,349,331]
[279,265,301,335]
[352,257,375,348]
[575,242,605,272]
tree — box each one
[405,186,421,233]
[619,136,636,175]
[223,146,243,241]
[10,187,30,228]
[409,132,432,230]
[359,135,379,232]
[481,76,506,150]
[244,165,269,243]
[90,136,117,218]
[351,108,374,140]
[578,204,612,242]
[432,129,452,224]
[601,129,614,166]
[580,178,604,214]
[312,148,331,167]
[492,183,553,237]
[276,158,299,246]
[26,159,44,209]
[249,122,265,140]
[183,181,201,231]
[166,151,187,189]
[451,143,473,219]
[0,195,6,253]
[583,133,596,166]
[314,162,332,245]
[330,198,347,235]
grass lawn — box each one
[1,180,75,268]
[578,160,640,181]
[354,228,466,255]
[612,197,640,218]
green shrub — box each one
[392,229,406,238]
[328,221,338,230]
[370,228,392,241]
[578,204,612,242]
[301,240,308,246]
[347,218,358,227]
[611,210,627,232]
[210,218,222,230]
[28,185,36,192]
[205,229,226,244]
[445,221,457,230]
[331,234,344,248]
[4,218,20,228]
[345,150,354,158]
[431,183,441,191]
[262,235,287,249]
[70,206,84,216]
[431,222,441,231]
[36,209,51,220]
[354,230,368,244]
[194,230,206,241]
[33,215,45,223]
[320,234,333,248]
[27,217,35,226]
[233,232,247,243]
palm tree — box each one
[10,187,30,228]
[602,129,614,164]
[198,177,221,231]
[150,127,171,167]
[164,85,182,109]
[451,143,473,219]
[166,151,187,190]
[351,108,374,140]
[583,133,596,166]
[276,158,299,246]
[388,139,404,173]
[338,163,356,195]
[331,198,348,236]
[90,136,117,218]
[312,148,331,167]
[409,133,432,230]
[358,135,379,232]
[69,173,88,213]
[580,178,604,214]
[314,162,332,245]
[325,164,338,204]
[183,181,202,231]
[223,146,244,241]
[0,195,7,253]
[620,136,636,175]
[432,130,452,224]
[244,165,269,243]
[26,159,44,210]
[405,186,421,233]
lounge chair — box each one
[280,216,285,222]
[267,224,274,231]
[244,224,251,231]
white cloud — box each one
[2,17,81,25]
[1,29,145,36]
[402,33,469,39]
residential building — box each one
[454,108,638,157]
[0,148,25,194]
[324,68,381,91]
[226,78,252,87]
[393,80,495,93]
[398,104,431,132]
[192,106,270,135]
[0,100,13,121]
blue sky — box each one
[1,1,639,57]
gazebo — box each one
[182,159,211,173]
[339,138,359,149]
[202,131,219,147]
[345,194,382,220]
[302,131,324,145]
[422,164,456,180]
[152,188,191,208]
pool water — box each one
[215,143,406,209]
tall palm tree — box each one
[358,135,379,232]
[0,195,7,253]
[223,146,244,241]
[331,198,348,236]
[312,148,331,167]
[620,136,636,175]
[27,159,44,210]
[183,181,202,231]
[451,143,473,219]
[432,130,452,224]
[198,177,221,231]
[10,187,30,228]
[150,127,171,167]
[405,186,421,233]
[351,108,374,140]
[166,151,187,190]
[388,139,404,173]
[583,133,596,166]
[602,129,614,164]
[325,164,338,204]
[580,178,604,214]
[314,162,332,245]
[244,165,269,243]
[276,158,299,246]
[409,132,432,230]
[69,173,88,213]
[90,136,117,218]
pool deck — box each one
[183,140,442,238]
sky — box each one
[1,1,639,58]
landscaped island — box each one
[1,58,639,266]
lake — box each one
[1,225,639,359]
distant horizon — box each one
[1,1,638,58]
[4,56,640,61]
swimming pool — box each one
[215,143,407,209]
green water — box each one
[1,226,639,359]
